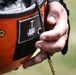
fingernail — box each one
[48,16,55,23]
[42,36,46,40]
[36,44,42,48]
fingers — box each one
[35,35,66,53]
[23,51,49,69]
[23,1,69,69]
[40,23,68,41]
[47,11,59,24]
[47,2,62,24]
[40,29,64,41]
[23,34,67,69]
[47,1,67,25]
[44,2,68,41]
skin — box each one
[23,1,68,68]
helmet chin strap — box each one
[36,1,56,75]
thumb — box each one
[47,2,62,24]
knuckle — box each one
[57,32,62,38]
[57,44,64,51]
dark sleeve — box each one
[48,0,70,55]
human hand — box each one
[23,1,68,68]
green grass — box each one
[3,0,76,75]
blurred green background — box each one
[3,0,76,75]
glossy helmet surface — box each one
[0,0,46,74]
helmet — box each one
[0,0,47,74]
